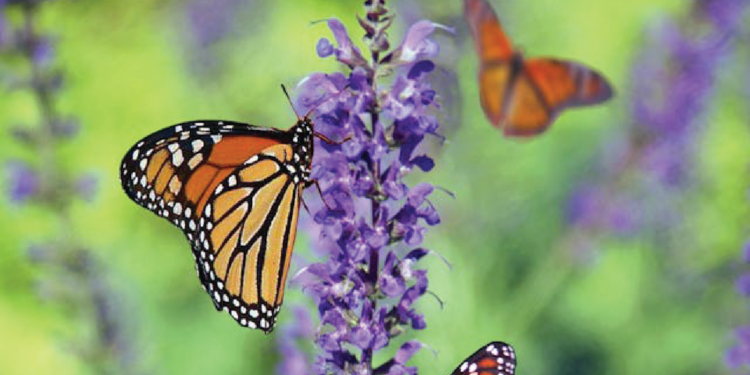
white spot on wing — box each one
[192,139,204,152]
[172,149,184,166]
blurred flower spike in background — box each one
[278,1,452,374]
[1,1,140,374]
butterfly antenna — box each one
[302,84,352,119]
[280,84,301,120]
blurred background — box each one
[1,0,748,374]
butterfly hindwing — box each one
[194,144,303,331]
[451,342,517,375]
[524,58,614,109]
[478,62,513,127]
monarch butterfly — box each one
[463,0,614,137]
[119,87,331,332]
[451,341,517,375]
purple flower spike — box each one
[278,2,446,374]
[2,1,141,373]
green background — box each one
[1,0,747,374]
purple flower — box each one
[75,172,99,202]
[383,20,453,64]
[6,159,38,203]
[316,38,334,58]
[280,2,444,373]
[727,326,750,370]
[276,306,315,375]
[2,1,142,374]
[0,2,7,49]
[566,0,747,247]
[321,18,368,69]
[181,0,248,76]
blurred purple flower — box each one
[75,172,98,202]
[277,306,315,375]
[0,1,7,49]
[568,0,748,241]
[6,159,38,203]
[729,239,750,370]
[2,1,144,374]
[282,2,445,374]
[727,326,750,369]
[181,0,248,76]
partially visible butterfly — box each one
[451,341,517,375]
[119,86,333,333]
[463,0,614,137]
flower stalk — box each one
[278,1,449,374]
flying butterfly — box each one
[451,341,517,375]
[119,86,336,333]
[463,0,614,137]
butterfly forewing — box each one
[451,342,517,375]
[464,0,513,62]
[120,120,287,226]
[120,119,310,332]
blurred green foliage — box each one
[1,0,748,374]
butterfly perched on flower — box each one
[451,341,517,375]
[119,87,335,333]
[463,0,614,137]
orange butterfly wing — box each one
[464,0,515,127]
[120,120,310,332]
[502,58,614,136]
[463,0,513,62]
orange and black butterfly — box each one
[463,0,614,137]
[119,88,325,332]
[451,341,517,375]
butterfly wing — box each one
[120,120,302,332]
[464,0,516,128]
[501,58,614,137]
[451,342,517,375]
[463,0,513,63]
[195,145,302,332]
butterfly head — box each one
[288,117,314,185]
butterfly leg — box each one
[305,178,335,210]
[314,132,352,145]
[300,195,313,215]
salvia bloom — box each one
[1,1,142,374]
[566,0,748,241]
[278,1,449,374]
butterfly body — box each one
[464,0,613,137]
[120,118,315,332]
